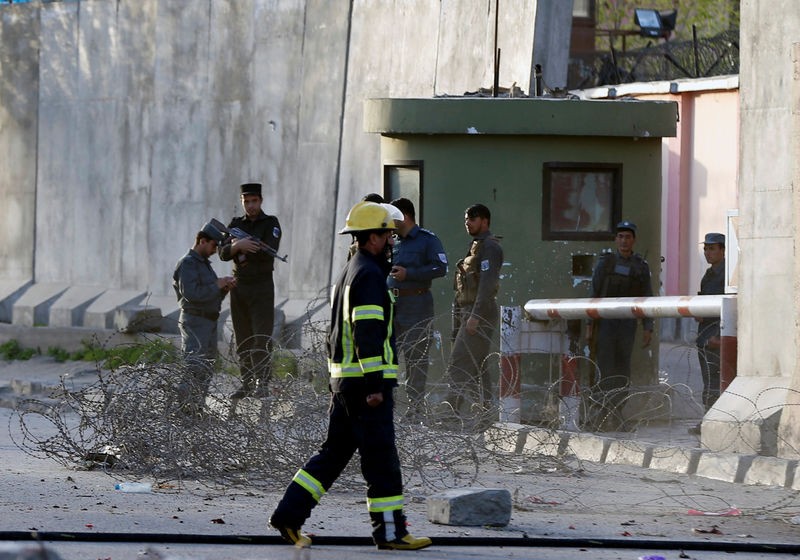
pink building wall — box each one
[578,77,739,297]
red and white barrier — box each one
[524,295,724,321]
[499,295,737,431]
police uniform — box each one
[444,229,503,416]
[270,202,430,551]
[387,224,447,416]
[218,183,282,397]
[697,234,725,409]
[589,231,653,427]
[173,226,227,411]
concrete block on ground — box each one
[744,456,796,488]
[0,279,32,323]
[563,433,610,463]
[136,294,179,334]
[278,297,326,348]
[522,427,565,457]
[703,376,787,456]
[83,290,146,329]
[696,451,755,483]
[649,445,706,474]
[485,422,530,454]
[427,488,511,526]
[0,323,179,353]
[48,285,106,327]
[0,542,65,559]
[12,283,70,326]
[605,439,653,468]
[9,379,44,396]
[114,305,162,333]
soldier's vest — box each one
[454,237,499,306]
[600,253,648,297]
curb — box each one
[486,423,798,490]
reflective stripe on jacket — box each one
[328,248,398,394]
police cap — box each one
[240,182,262,196]
[702,232,725,245]
[616,221,637,235]
[201,221,225,243]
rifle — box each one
[209,218,288,263]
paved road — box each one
[2,356,800,559]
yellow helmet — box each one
[339,201,398,234]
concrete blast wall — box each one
[0,0,548,304]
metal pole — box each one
[493,0,500,97]
[524,295,725,321]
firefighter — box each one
[269,201,432,551]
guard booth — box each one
[364,97,678,423]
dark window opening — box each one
[383,160,424,225]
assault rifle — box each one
[209,218,288,263]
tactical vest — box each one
[454,237,499,306]
[600,253,648,297]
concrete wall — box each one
[0,5,38,282]
[576,81,740,302]
[735,0,800,457]
[0,0,541,309]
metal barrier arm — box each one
[524,295,723,321]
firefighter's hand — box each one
[642,329,653,347]
[366,392,383,407]
[466,316,479,335]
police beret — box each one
[616,221,637,235]
[240,182,262,196]
[702,232,725,245]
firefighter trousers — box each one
[271,388,406,541]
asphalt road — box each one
[2,357,800,559]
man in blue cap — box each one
[388,197,447,420]
[586,221,654,431]
[689,232,725,435]
[173,221,236,414]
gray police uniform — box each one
[697,259,724,408]
[590,251,653,427]
[387,224,447,415]
[173,248,227,409]
[444,230,503,416]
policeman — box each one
[218,182,282,399]
[689,232,725,435]
[173,222,236,414]
[388,197,447,420]
[442,204,503,427]
[586,221,653,431]
[269,201,431,551]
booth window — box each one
[541,162,622,241]
[384,160,423,224]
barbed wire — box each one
[7,308,800,517]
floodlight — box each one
[634,8,677,38]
